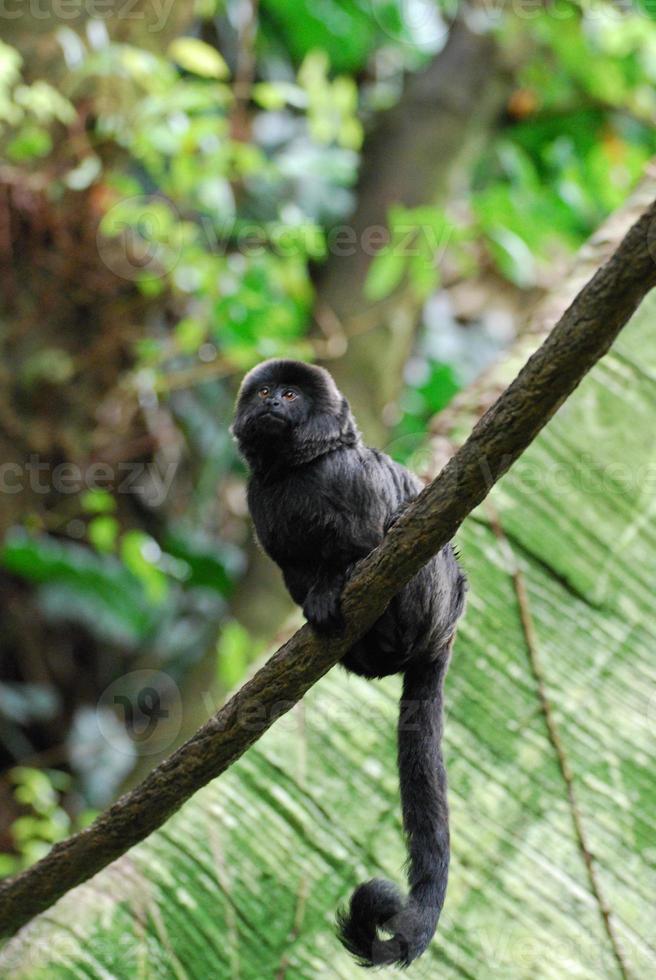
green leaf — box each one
[174,316,207,354]
[407,249,440,299]
[0,40,23,86]
[6,125,52,162]
[81,490,116,514]
[120,531,168,604]
[363,247,405,301]
[252,81,306,110]
[168,38,229,79]
[162,528,242,595]
[0,532,157,645]
[260,0,382,73]
[487,227,537,288]
[0,854,18,878]
[87,516,119,554]
[215,620,254,688]
[12,81,75,125]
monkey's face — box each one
[233,378,311,445]
[250,381,308,431]
[232,359,357,470]
[232,362,318,461]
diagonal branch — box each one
[2,188,656,938]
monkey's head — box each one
[232,359,358,472]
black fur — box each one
[232,360,466,967]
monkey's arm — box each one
[301,453,415,633]
[300,511,381,632]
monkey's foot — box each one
[303,583,344,634]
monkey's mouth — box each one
[255,410,288,427]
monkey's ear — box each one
[230,406,249,445]
[338,397,359,445]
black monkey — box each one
[232,360,466,968]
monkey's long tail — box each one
[337,652,450,968]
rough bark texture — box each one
[1,189,656,938]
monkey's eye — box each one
[282,389,297,401]
[257,386,270,398]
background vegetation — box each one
[0,2,655,976]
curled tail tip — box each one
[336,878,403,967]
[336,879,433,968]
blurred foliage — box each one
[389,4,656,441]
[258,0,443,70]
[0,768,96,878]
[0,41,75,163]
[475,5,656,282]
[2,0,656,807]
